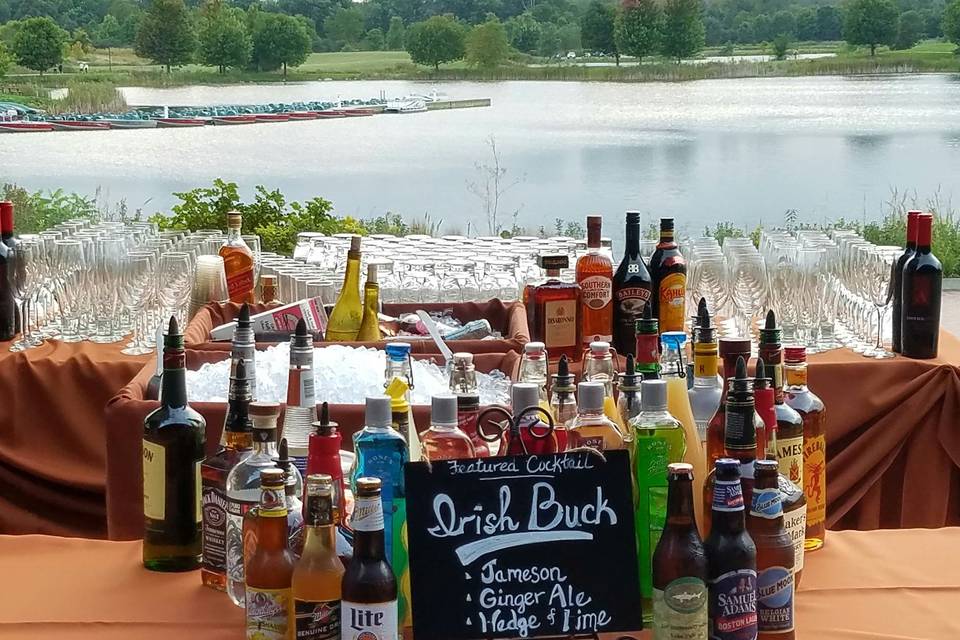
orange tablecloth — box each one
[1,528,957,639]
[0,340,148,537]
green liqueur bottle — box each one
[632,378,687,625]
[143,316,207,571]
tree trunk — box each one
[615,52,620,67]
[434,61,439,71]
[870,43,876,56]
[166,63,171,73]
[283,62,287,78]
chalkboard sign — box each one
[405,450,642,640]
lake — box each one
[5,74,960,239]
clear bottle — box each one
[583,340,626,430]
[356,263,382,342]
[384,341,420,463]
[420,394,477,461]
[326,236,363,341]
[616,353,642,454]
[632,379,686,624]
[448,352,478,395]
[688,302,722,448]
[519,341,549,401]
[568,381,625,451]
[502,382,561,456]
[230,302,256,400]
[226,401,281,607]
[549,354,577,451]
[284,318,317,473]
[276,438,305,558]
[449,352,490,457]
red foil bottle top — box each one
[917,213,933,247]
[754,387,777,433]
[0,201,12,234]
[784,346,807,363]
[906,210,922,244]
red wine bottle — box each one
[891,210,921,354]
[0,202,16,340]
[901,213,942,359]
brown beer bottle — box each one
[651,463,708,640]
[245,468,296,639]
[748,460,795,640]
[341,477,399,640]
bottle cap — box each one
[917,213,933,247]
[660,217,675,231]
[453,352,474,366]
[385,342,412,361]
[730,356,751,393]
[784,346,807,363]
[661,331,686,349]
[291,317,311,349]
[355,476,381,496]
[431,394,459,425]
[759,309,781,345]
[719,337,751,357]
[589,341,610,355]
[714,457,742,481]
[636,303,658,334]
[306,473,333,494]
[457,393,480,411]
[577,381,605,412]
[227,210,242,229]
[259,467,285,488]
[626,210,641,224]
[0,201,12,233]
[695,299,714,343]
[163,315,182,349]
[619,353,640,389]
[907,210,922,244]
[754,357,771,390]
[641,379,668,410]
[313,402,339,436]
[511,382,540,413]
[525,342,546,355]
[538,254,569,270]
[667,462,694,479]
[250,401,280,421]
[366,262,378,284]
[754,459,779,475]
[364,396,392,428]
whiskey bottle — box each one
[326,236,363,341]
[143,316,206,572]
[612,210,653,356]
[219,210,255,304]
[648,218,687,333]
[529,254,581,362]
[576,215,613,347]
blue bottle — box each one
[351,395,408,565]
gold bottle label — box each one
[543,299,577,348]
[246,587,293,639]
[777,436,804,487]
[142,439,165,520]
[693,349,717,378]
[659,272,686,332]
[803,434,826,526]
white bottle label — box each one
[783,503,807,575]
[580,275,612,310]
[341,600,398,640]
[350,495,384,532]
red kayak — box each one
[155,118,205,128]
[211,115,256,125]
[0,122,53,132]
[253,113,290,122]
[50,121,111,131]
[284,111,318,120]
[339,108,376,117]
[315,111,347,119]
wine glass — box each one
[729,252,767,342]
[8,241,38,352]
[157,252,193,327]
[52,239,84,343]
[91,237,126,343]
[121,253,156,356]
[864,247,898,359]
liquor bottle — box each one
[226,401,282,607]
[230,302,256,400]
[632,379,686,623]
[519,341,549,401]
[548,354,576,449]
[892,210,922,354]
[703,357,763,535]
[284,318,317,473]
[326,236,363,342]
[901,212,943,359]
[502,382,561,455]
[635,305,661,379]
[661,331,707,535]
[748,460,795,640]
[0,201,16,340]
[420,394,476,461]
[753,359,772,458]
[142,316,206,572]
[529,254,581,362]
[351,396,408,581]
[759,311,804,484]
[651,463,708,640]
[292,474,345,640]
[201,358,254,590]
[583,340,626,430]
[783,346,826,552]
[568,381,625,451]
[306,404,355,564]
[613,211,654,357]
[341,477,399,640]
[704,459,758,640]
[449,353,490,457]
[260,274,279,305]
[219,210,255,304]
[689,301,722,448]
[576,215,613,347]
[616,353,641,454]
[356,263,382,342]
[384,342,420,461]
[245,468,296,639]
[648,218,687,333]
[706,338,752,467]
[276,439,305,558]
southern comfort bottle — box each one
[219,210,255,304]
[576,215,613,347]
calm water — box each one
[5,74,960,238]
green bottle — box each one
[634,304,661,380]
[631,378,686,625]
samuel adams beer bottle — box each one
[613,210,653,356]
[342,477,398,640]
[652,463,708,640]
[705,458,758,640]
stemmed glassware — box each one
[121,253,156,356]
[9,241,38,352]
[52,239,85,343]
[864,247,899,359]
[157,252,193,326]
[91,237,126,343]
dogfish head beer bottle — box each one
[342,477,398,640]
[705,458,757,640]
[652,463,708,640]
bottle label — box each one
[245,586,292,639]
[260,485,288,519]
[342,600,398,640]
[226,497,256,586]
[201,482,229,574]
[653,577,707,640]
[300,372,316,408]
[777,436,804,487]
[351,495,384,532]
[770,363,783,394]
[784,367,807,387]
[782,502,806,575]
[580,275,612,310]
[756,566,794,633]
[712,480,744,513]
[573,433,606,451]
[294,598,340,640]
[803,434,826,528]
[694,350,718,378]
[658,272,686,332]
[227,266,255,300]
[615,286,651,329]
[142,439,165,521]
[709,569,757,640]
[723,406,755,451]
[543,299,577,348]
[636,333,660,368]
[750,488,782,519]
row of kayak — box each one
[0,107,377,133]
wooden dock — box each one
[427,98,492,110]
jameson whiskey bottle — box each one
[576,215,613,347]
[143,316,206,572]
[612,210,653,357]
[219,210,255,304]
[648,218,687,333]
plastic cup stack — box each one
[189,254,229,319]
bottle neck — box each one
[225,430,253,450]
[364,281,379,305]
[342,250,362,289]
[624,222,640,258]
[658,227,676,248]
[665,477,697,530]
[224,397,251,430]
[160,348,187,408]
[724,399,757,459]
[758,344,784,403]
[719,352,749,399]
[252,433,278,455]
[587,224,601,249]
[257,511,289,550]
[227,225,242,242]
[784,362,808,392]
[304,522,339,555]
[693,343,718,381]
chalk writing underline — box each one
[455,530,593,565]
[478,474,555,481]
